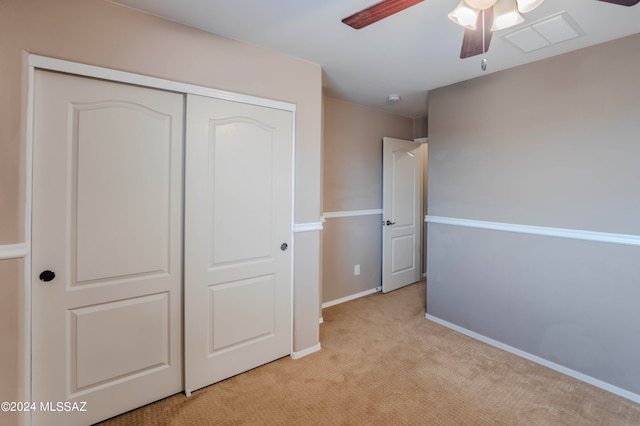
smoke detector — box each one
[386,95,401,104]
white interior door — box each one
[31,70,184,426]
[382,137,423,293]
[184,94,293,394]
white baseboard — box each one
[426,314,640,404]
[322,287,379,309]
[291,343,321,360]
[319,317,324,324]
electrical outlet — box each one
[354,264,360,276]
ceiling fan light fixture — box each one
[515,0,545,13]
[448,0,479,30]
[491,0,524,31]
[466,0,498,9]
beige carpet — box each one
[99,281,640,425]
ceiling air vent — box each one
[502,11,585,53]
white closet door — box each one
[184,94,293,394]
[31,70,184,426]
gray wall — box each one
[427,33,640,396]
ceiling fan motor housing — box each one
[466,0,498,9]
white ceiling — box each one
[111,0,640,118]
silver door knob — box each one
[280,243,288,251]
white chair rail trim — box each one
[322,209,383,220]
[0,243,29,260]
[292,222,323,233]
[425,215,640,247]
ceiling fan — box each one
[342,0,640,59]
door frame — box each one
[23,54,297,424]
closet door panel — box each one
[31,70,184,426]
[185,94,293,393]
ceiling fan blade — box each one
[460,8,494,59]
[342,0,424,29]
[596,0,640,5]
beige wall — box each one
[413,115,428,140]
[427,33,640,397]
[0,0,322,418]
[0,258,22,426]
[323,97,414,213]
[322,97,413,303]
